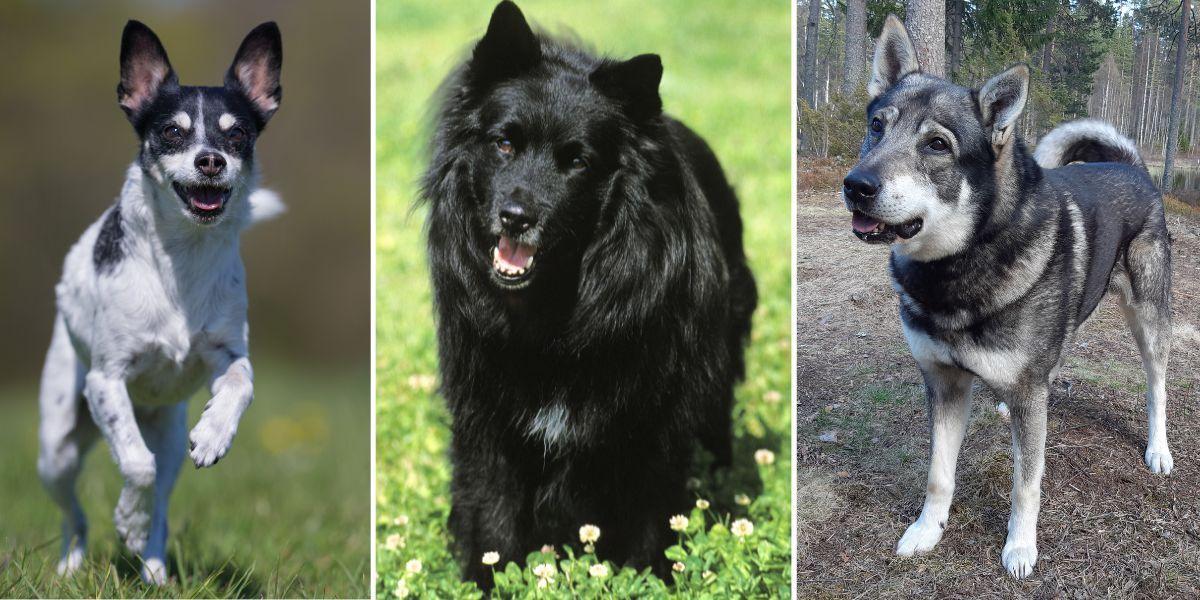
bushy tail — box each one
[245,188,286,229]
[1033,119,1145,170]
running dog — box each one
[37,20,283,584]
[844,15,1172,579]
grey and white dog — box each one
[844,15,1173,579]
[37,21,283,584]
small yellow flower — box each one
[579,524,601,544]
[669,514,689,532]
[384,534,402,551]
[533,562,556,580]
[394,578,410,598]
[734,493,751,506]
[695,498,710,510]
[672,561,686,573]
[405,559,422,574]
[731,518,755,538]
[754,449,776,466]
[588,563,610,578]
[482,551,500,566]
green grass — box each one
[376,1,792,597]
[0,359,370,598]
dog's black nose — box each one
[499,202,537,234]
[195,152,227,178]
[843,170,880,200]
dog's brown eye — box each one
[496,138,514,155]
[570,156,588,170]
[228,127,246,143]
[928,137,949,152]
[162,125,183,142]
[870,117,883,133]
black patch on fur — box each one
[93,205,124,273]
[423,3,756,590]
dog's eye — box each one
[162,125,184,142]
[870,117,884,134]
[928,137,949,152]
[496,138,515,155]
[227,127,247,143]
[570,156,588,171]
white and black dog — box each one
[37,21,283,584]
[845,16,1173,578]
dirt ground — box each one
[794,161,1200,598]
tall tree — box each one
[803,0,821,106]
[1162,0,1191,192]
[843,0,866,94]
[907,0,945,76]
[947,0,964,80]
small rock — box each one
[818,430,839,443]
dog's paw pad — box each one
[1145,447,1174,475]
[188,417,236,468]
[142,558,169,586]
[55,548,85,576]
[1002,544,1038,579]
[896,519,943,556]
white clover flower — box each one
[763,390,783,403]
[695,498,710,510]
[588,563,610,578]
[405,559,422,574]
[407,373,436,392]
[394,578,410,598]
[669,514,689,532]
[734,493,751,506]
[537,578,549,589]
[579,524,601,544]
[482,551,500,566]
[754,449,776,466]
[393,515,410,526]
[731,518,755,538]
[584,542,596,554]
[533,563,557,580]
[540,544,558,557]
[384,534,402,551]
[672,561,686,573]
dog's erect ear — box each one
[226,22,283,127]
[590,54,663,121]
[118,20,177,123]
[978,64,1029,151]
[868,14,920,101]
[470,1,540,84]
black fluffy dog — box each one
[422,1,756,588]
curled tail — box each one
[243,188,286,230]
[1033,119,1145,170]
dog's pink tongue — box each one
[497,236,535,270]
[191,188,223,211]
[852,212,881,233]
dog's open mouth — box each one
[491,235,537,288]
[172,182,230,223]
[851,211,923,244]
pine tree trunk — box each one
[802,0,821,107]
[842,0,866,94]
[1162,0,1190,192]
[948,0,964,81]
[906,0,945,77]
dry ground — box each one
[794,160,1200,598]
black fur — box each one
[421,1,756,589]
[93,205,124,273]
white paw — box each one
[896,517,944,556]
[189,413,238,468]
[142,557,169,585]
[56,546,84,576]
[1002,542,1038,579]
[114,485,154,554]
[1145,446,1174,475]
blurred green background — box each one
[0,1,370,597]
[375,1,792,597]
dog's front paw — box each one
[189,413,238,468]
[896,517,944,556]
[1145,445,1174,475]
[1001,542,1038,579]
[141,557,169,586]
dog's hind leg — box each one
[1114,231,1173,475]
[1002,382,1049,579]
[37,314,96,576]
[897,363,973,557]
[83,370,157,555]
[137,402,188,585]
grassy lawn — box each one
[0,358,370,598]
[375,1,792,597]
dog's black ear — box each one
[590,54,663,121]
[470,1,540,84]
[868,14,920,101]
[978,64,1029,152]
[118,20,177,124]
[226,22,283,127]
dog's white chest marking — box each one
[902,320,1027,387]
